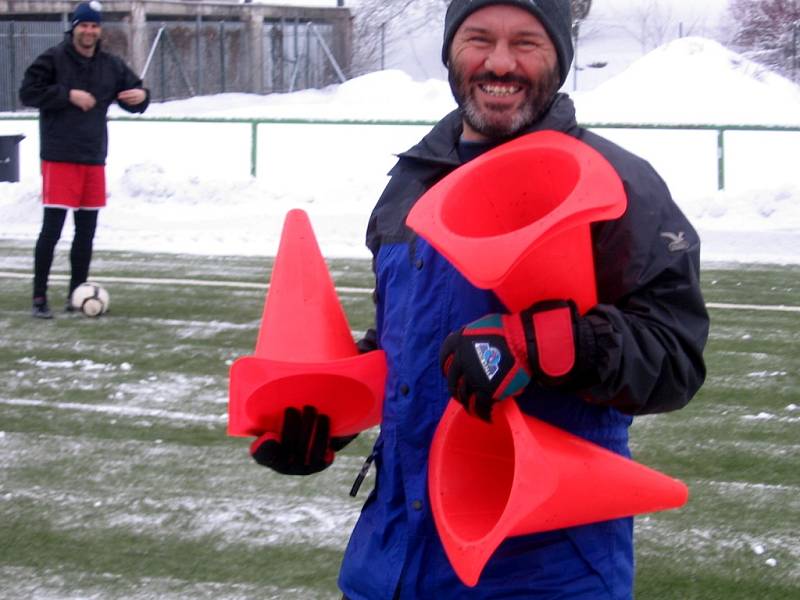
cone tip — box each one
[443,537,501,588]
[285,207,308,219]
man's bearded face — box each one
[446,5,562,141]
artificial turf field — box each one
[0,239,798,599]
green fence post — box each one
[251,121,258,178]
[717,128,725,191]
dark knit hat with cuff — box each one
[441,0,574,87]
[71,1,103,29]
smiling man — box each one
[447,1,564,140]
[19,1,149,319]
[250,1,709,598]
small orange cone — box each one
[406,130,627,313]
[228,209,386,438]
[429,400,689,587]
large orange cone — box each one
[228,209,386,438]
[406,130,627,313]
[407,131,687,586]
[429,400,689,587]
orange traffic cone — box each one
[429,400,688,587]
[228,209,386,438]
[406,130,626,313]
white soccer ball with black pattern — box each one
[70,282,110,317]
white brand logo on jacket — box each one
[660,231,690,252]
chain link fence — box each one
[0,21,65,112]
[1,17,343,111]
[266,19,338,94]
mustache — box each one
[470,72,531,87]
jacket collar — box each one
[398,93,580,168]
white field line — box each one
[1,270,798,311]
[0,270,371,295]
[0,397,226,424]
[705,302,800,312]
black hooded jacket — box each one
[365,94,709,415]
[19,36,149,165]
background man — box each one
[253,1,708,597]
[19,1,149,319]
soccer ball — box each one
[70,282,110,317]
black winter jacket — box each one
[365,94,709,416]
[19,37,149,165]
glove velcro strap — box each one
[529,306,576,377]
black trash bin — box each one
[0,134,26,183]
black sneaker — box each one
[32,298,54,319]
[65,299,76,313]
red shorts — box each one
[42,160,106,209]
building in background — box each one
[0,0,352,111]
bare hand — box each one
[117,89,146,106]
[69,89,96,111]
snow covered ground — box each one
[1,36,799,265]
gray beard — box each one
[450,68,560,140]
[461,97,537,140]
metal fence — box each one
[266,19,339,94]
[0,18,343,110]
[142,19,251,100]
[3,114,796,190]
[0,21,65,112]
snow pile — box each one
[1,37,799,263]
[573,37,800,125]
[140,71,455,122]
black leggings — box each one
[33,207,98,300]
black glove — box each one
[250,405,356,475]
[439,300,582,422]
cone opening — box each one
[436,407,516,542]
[244,373,377,435]
[440,149,580,239]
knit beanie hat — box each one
[441,0,574,87]
[71,1,103,29]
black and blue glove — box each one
[439,300,583,422]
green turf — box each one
[1,240,799,599]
